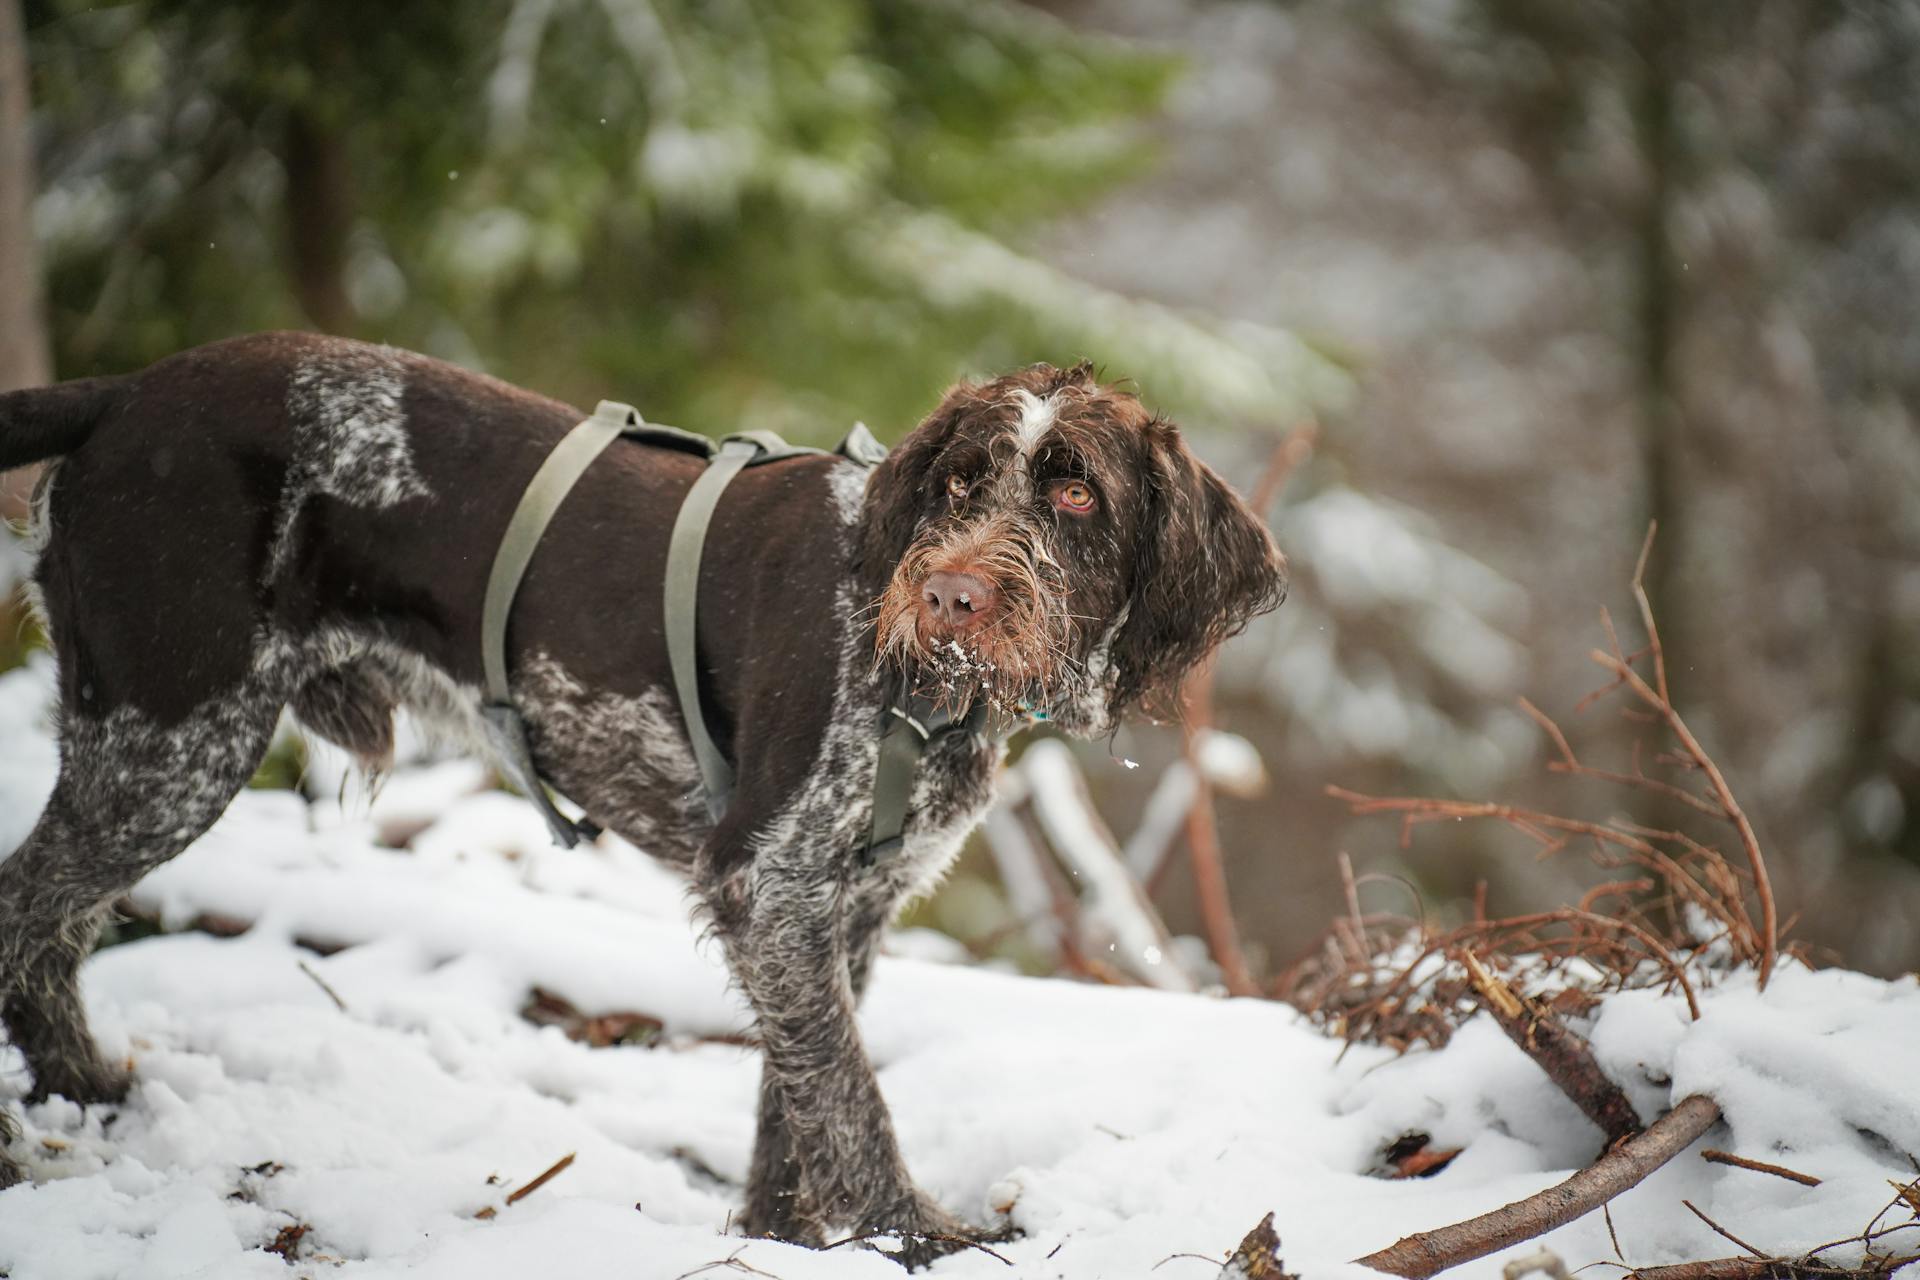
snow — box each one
[1,661,1918,1280]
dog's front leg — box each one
[725,843,961,1251]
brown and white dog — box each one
[0,333,1284,1261]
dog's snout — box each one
[920,570,997,632]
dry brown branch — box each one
[503,1152,576,1207]
[1309,523,1780,1067]
[1683,1200,1768,1258]
[1182,664,1258,996]
[1521,696,1724,819]
[1338,852,1370,966]
[1285,864,1705,1033]
[1355,1094,1723,1279]
[1168,424,1319,997]
[1627,1262,1821,1280]
[1250,422,1320,514]
[1460,950,1642,1144]
[1631,523,1670,706]
[1700,1150,1822,1187]
[1588,647,1776,986]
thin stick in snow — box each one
[296,959,348,1014]
[503,1151,576,1207]
[1700,1149,1822,1187]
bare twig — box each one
[296,959,348,1014]
[1642,1262,1919,1280]
[1589,647,1776,987]
[1355,1095,1722,1279]
[673,1246,787,1280]
[503,1152,576,1207]
[1627,1262,1822,1280]
[1701,1149,1822,1187]
[1338,852,1370,966]
[1181,660,1257,996]
[1631,523,1670,706]
[1683,1200,1768,1259]
[1250,422,1320,515]
[1167,424,1318,998]
[1521,696,1722,819]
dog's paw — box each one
[26,1056,132,1109]
[855,1194,1017,1272]
[0,1114,25,1192]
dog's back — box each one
[8,334,675,726]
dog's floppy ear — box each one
[855,381,977,580]
[1107,420,1288,719]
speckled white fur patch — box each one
[1009,389,1059,456]
[826,460,870,528]
[269,346,432,575]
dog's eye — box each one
[946,474,970,502]
[1051,480,1097,514]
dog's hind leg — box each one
[0,671,285,1185]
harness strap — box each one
[863,696,989,864]
[479,401,990,861]
[479,399,639,846]
[665,436,765,822]
[483,401,634,704]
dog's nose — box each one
[921,570,997,632]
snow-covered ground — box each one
[1,658,1917,1280]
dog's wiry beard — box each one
[871,512,1077,719]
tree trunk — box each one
[0,0,53,525]
[284,106,355,335]
[1630,1,1686,683]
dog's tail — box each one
[0,376,123,472]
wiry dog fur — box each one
[0,336,1284,1264]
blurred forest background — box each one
[2,0,1918,975]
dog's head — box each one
[860,362,1287,736]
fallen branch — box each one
[1626,1262,1804,1280]
[1356,1094,1722,1279]
[1626,1257,1920,1280]
[1461,950,1641,1145]
[1700,1149,1821,1188]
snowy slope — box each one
[0,660,1916,1280]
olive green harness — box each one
[478,399,985,862]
